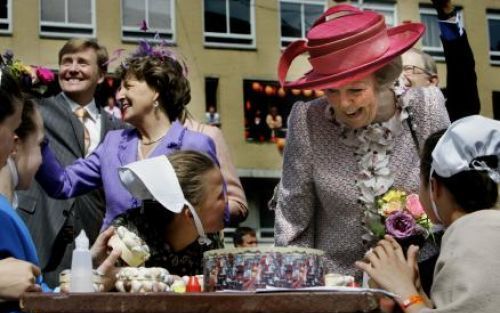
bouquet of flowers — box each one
[1,49,55,95]
[368,188,433,241]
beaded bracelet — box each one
[401,294,424,309]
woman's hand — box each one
[355,235,420,298]
[0,258,42,300]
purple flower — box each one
[385,211,417,239]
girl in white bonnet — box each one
[356,115,500,313]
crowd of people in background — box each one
[1,1,499,313]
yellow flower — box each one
[382,189,406,203]
[379,201,404,217]
[11,60,26,75]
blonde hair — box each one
[168,150,217,208]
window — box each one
[352,0,397,27]
[488,10,500,65]
[122,0,175,42]
[40,0,95,38]
[223,176,279,246]
[280,0,325,48]
[419,6,444,61]
[0,0,11,34]
[205,77,219,112]
[203,0,255,49]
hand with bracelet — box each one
[355,235,431,312]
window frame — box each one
[39,0,96,39]
[279,0,327,48]
[0,0,12,34]
[487,10,500,66]
[121,0,176,43]
[359,0,397,27]
[202,0,256,49]
[419,6,445,61]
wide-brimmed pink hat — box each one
[278,4,425,90]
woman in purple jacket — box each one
[35,45,220,231]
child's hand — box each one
[0,258,42,300]
[355,236,420,297]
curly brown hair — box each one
[119,56,191,122]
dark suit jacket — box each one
[442,31,481,122]
[16,93,125,286]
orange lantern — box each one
[278,87,286,97]
[264,85,276,96]
[303,89,313,97]
[252,82,262,92]
[291,89,301,96]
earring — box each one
[153,101,160,108]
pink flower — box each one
[36,67,55,84]
[406,194,425,219]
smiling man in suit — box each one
[17,39,125,287]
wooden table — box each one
[22,291,382,313]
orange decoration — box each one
[264,85,275,96]
[252,82,262,92]
[303,89,313,97]
[291,89,301,96]
[278,87,286,97]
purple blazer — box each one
[36,121,219,229]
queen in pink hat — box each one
[273,4,450,290]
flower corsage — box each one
[369,189,433,241]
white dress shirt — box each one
[63,93,102,156]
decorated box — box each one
[203,247,325,291]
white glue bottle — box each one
[70,230,94,292]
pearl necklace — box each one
[140,134,165,146]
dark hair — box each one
[233,226,256,247]
[0,68,23,123]
[58,39,109,74]
[119,56,191,122]
[15,95,38,140]
[421,129,499,213]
